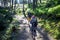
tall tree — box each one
[3,0,8,7]
[23,0,26,17]
[28,0,31,8]
[14,0,16,13]
[36,0,38,6]
[33,0,37,10]
[40,0,41,3]
[12,0,13,9]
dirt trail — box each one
[12,15,55,40]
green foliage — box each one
[0,8,13,31]
[38,17,60,39]
[31,5,60,17]
[0,9,8,14]
[35,4,60,40]
[30,7,48,17]
[29,0,60,40]
[16,8,21,14]
[48,5,60,15]
[57,0,60,4]
[0,7,14,40]
[0,6,21,40]
[44,21,51,31]
[45,0,58,7]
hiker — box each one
[30,15,38,39]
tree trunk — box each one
[33,0,36,10]
[23,0,26,17]
[36,0,37,5]
[10,0,11,7]
[12,0,13,9]
[28,0,31,8]
[40,0,41,3]
[3,0,8,7]
[1,0,4,7]
[35,0,38,7]
[13,0,16,13]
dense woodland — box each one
[28,0,60,40]
[0,0,60,40]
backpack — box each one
[30,17,37,27]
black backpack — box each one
[30,17,37,27]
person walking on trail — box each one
[30,15,38,40]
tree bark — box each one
[23,0,26,17]
[40,0,41,3]
[3,0,8,7]
[33,0,36,10]
[28,0,31,8]
[12,0,13,9]
[36,0,37,5]
[13,0,16,13]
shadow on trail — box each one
[37,26,50,40]
[15,28,31,40]
[10,27,30,40]
[16,30,29,40]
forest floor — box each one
[11,15,56,40]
